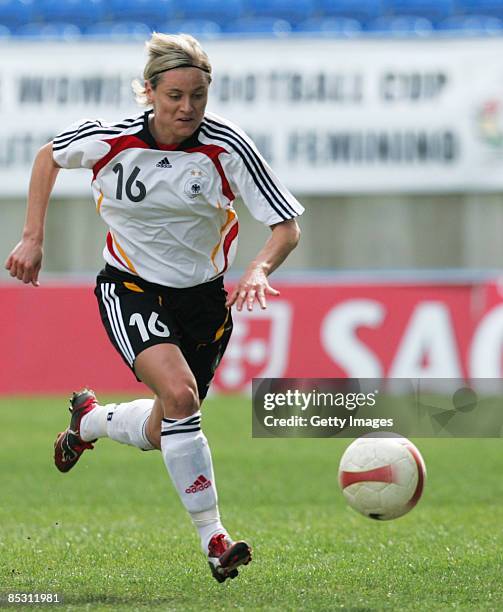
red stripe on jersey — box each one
[106,231,127,269]
[339,465,395,488]
[93,135,150,179]
[186,144,235,201]
[222,221,239,274]
[92,137,235,202]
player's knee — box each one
[158,381,199,419]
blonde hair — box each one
[132,32,212,106]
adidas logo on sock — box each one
[156,157,172,168]
[185,474,212,494]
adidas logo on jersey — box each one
[156,157,172,168]
[185,474,212,494]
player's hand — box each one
[226,266,280,311]
[5,238,43,286]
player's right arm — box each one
[5,143,61,286]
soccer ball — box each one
[338,434,426,520]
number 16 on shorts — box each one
[97,282,177,370]
[130,311,170,342]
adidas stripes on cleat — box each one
[54,389,98,473]
[207,533,252,583]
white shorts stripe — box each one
[109,284,136,363]
[101,283,133,366]
[101,283,134,366]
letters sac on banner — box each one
[1,38,503,195]
[212,280,503,392]
[2,280,503,394]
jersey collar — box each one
[141,110,202,151]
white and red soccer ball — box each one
[338,435,426,520]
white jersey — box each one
[52,110,304,288]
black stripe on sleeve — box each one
[200,125,288,220]
[52,121,144,152]
[53,120,99,144]
[110,116,141,128]
[52,129,123,151]
[53,116,142,147]
[203,118,299,218]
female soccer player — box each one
[5,33,303,582]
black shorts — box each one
[94,265,232,400]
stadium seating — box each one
[3,0,503,37]
[162,19,222,37]
[0,0,34,28]
[313,0,384,25]
[34,0,105,27]
[295,17,363,36]
[243,0,315,24]
[456,0,503,17]
[16,22,81,39]
[383,0,455,22]
[106,0,174,28]
[437,14,503,33]
[173,0,243,25]
[224,17,292,35]
[86,21,151,40]
[367,15,434,34]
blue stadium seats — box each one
[173,0,243,24]
[162,19,221,37]
[438,14,503,33]
[456,0,503,17]
[243,0,315,24]
[86,21,151,40]
[106,0,174,28]
[367,15,434,34]
[5,0,503,38]
[224,17,292,35]
[295,17,362,35]
[16,22,81,39]
[383,0,455,22]
[313,0,383,24]
[0,0,33,28]
[35,0,105,27]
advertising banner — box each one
[1,38,503,195]
[2,278,503,394]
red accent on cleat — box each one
[207,534,252,583]
[209,533,229,558]
[54,389,98,473]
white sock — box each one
[190,508,228,554]
[160,411,227,552]
[80,399,154,451]
[80,404,110,440]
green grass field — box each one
[1,395,502,611]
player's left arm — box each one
[226,218,300,311]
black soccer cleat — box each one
[207,533,252,583]
[54,389,98,473]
